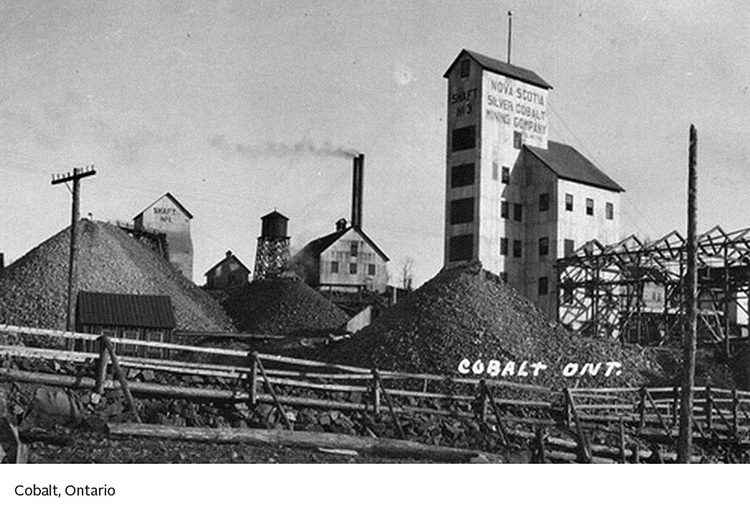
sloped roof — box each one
[0,220,233,332]
[134,192,194,220]
[204,251,251,277]
[295,226,389,263]
[444,49,552,90]
[261,210,289,221]
[77,291,176,329]
[524,141,625,193]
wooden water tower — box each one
[253,210,290,280]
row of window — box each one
[451,162,513,189]
[451,126,523,153]
[499,238,576,259]
[331,261,377,276]
[563,193,614,219]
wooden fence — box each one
[2,323,749,462]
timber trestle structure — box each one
[2,324,750,463]
[557,225,750,356]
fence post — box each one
[101,336,141,424]
[732,388,739,441]
[255,355,292,430]
[248,352,258,407]
[638,388,647,434]
[619,416,627,464]
[535,426,546,464]
[373,369,405,440]
[95,335,110,395]
[705,385,713,434]
[371,369,381,415]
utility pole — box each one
[507,10,513,64]
[51,166,97,336]
[678,125,697,463]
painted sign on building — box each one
[482,70,549,149]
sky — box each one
[1,0,749,287]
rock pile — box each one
[221,277,349,336]
[320,263,662,388]
[0,220,233,333]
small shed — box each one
[204,251,251,290]
[76,291,176,357]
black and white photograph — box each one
[0,0,748,512]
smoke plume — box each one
[210,134,358,159]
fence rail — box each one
[3,323,750,462]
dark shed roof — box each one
[524,141,625,193]
[444,49,553,90]
[77,291,176,329]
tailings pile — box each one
[222,277,349,336]
[0,220,233,333]
[322,263,662,388]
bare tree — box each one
[399,256,415,291]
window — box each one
[539,193,549,212]
[451,163,474,188]
[606,202,614,220]
[499,272,508,283]
[349,263,358,275]
[452,126,476,152]
[492,162,498,181]
[350,241,359,257]
[513,203,523,222]
[368,264,376,276]
[513,131,522,149]
[459,59,470,78]
[121,330,139,356]
[564,239,575,257]
[565,193,574,212]
[500,237,509,256]
[538,276,549,296]
[449,234,473,262]
[450,198,474,225]
[513,239,522,258]
[586,198,594,216]
[501,166,510,184]
[539,237,549,257]
[501,201,509,219]
[331,261,339,274]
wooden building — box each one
[75,291,176,357]
[133,193,194,281]
[204,250,251,290]
[291,219,389,294]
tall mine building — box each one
[443,49,624,317]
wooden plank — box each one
[264,376,368,393]
[102,337,141,424]
[107,423,503,463]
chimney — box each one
[351,153,364,228]
[0,253,4,271]
[336,218,347,232]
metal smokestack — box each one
[351,154,364,228]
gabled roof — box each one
[295,226,390,263]
[77,291,176,329]
[204,251,251,277]
[134,192,194,220]
[261,210,289,221]
[444,49,552,90]
[524,141,625,193]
